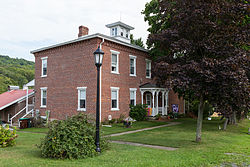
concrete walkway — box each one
[111,140,178,151]
[106,122,181,137]
[108,122,181,151]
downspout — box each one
[99,38,104,122]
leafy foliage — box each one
[0,55,34,94]
[38,113,109,159]
[0,125,18,148]
[129,104,148,121]
[143,0,249,141]
[130,34,145,48]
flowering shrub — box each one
[0,125,18,148]
[38,113,109,159]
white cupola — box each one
[106,21,134,43]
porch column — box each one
[141,91,144,104]
[156,91,159,115]
[162,91,165,115]
[152,90,156,116]
[165,91,169,115]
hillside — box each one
[0,55,34,94]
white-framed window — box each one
[40,87,47,108]
[130,88,137,106]
[146,59,152,78]
[146,93,151,107]
[112,27,117,36]
[111,50,120,74]
[77,87,87,111]
[111,87,119,110]
[129,55,136,76]
[41,57,48,77]
[121,28,124,36]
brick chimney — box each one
[78,25,89,37]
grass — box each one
[102,120,168,135]
[17,121,169,135]
[1,118,249,167]
[18,127,49,133]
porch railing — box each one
[10,106,26,126]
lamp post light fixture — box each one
[93,46,104,152]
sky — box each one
[0,0,151,62]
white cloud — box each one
[0,0,150,61]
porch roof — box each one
[0,89,34,111]
[139,83,166,89]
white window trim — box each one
[41,57,48,77]
[129,55,137,77]
[77,87,87,111]
[129,88,137,106]
[110,50,120,74]
[111,87,120,111]
[146,59,152,79]
[40,87,47,108]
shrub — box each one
[38,113,109,159]
[129,104,148,121]
[0,125,18,148]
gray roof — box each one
[30,33,147,54]
[105,21,134,30]
[140,83,168,89]
[140,83,159,88]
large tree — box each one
[143,0,249,142]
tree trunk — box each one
[223,118,229,130]
[196,95,205,142]
[232,111,237,124]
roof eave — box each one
[30,33,148,54]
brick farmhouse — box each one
[31,21,184,121]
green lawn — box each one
[18,127,49,133]
[1,118,249,167]
[102,120,168,135]
[17,121,169,135]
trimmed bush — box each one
[129,104,148,121]
[38,113,109,159]
[0,125,18,148]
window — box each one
[40,87,47,108]
[111,87,119,110]
[130,88,137,106]
[126,30,129,38]
[121,28,124,36]
[110,50,120,74]
[115,28,117,36]
[77,87,87,111]
[146,59,152,78]
[41,57,48,77]
[129,55,136,76]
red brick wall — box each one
[34,38,99,119]
[99,39,152,121]
[34,37,185,121]
[168,90,185,114]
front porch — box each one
[139,83,169,117]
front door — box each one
[146,93,151,108]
